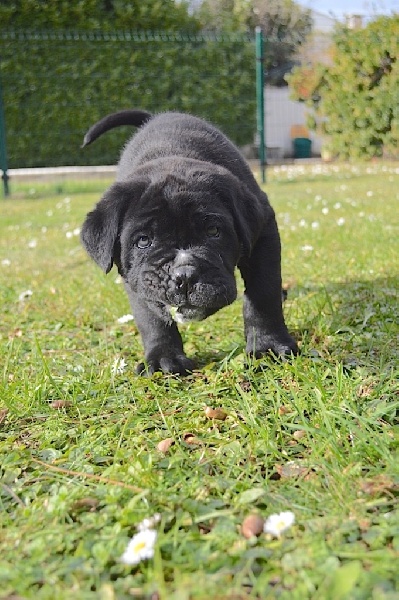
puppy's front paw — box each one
[136,351,195,376]
[246,332,298,360]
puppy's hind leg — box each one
[239,218,298,359]
[127,291,195,376]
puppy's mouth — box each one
[169,305,210,323]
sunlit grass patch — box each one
[1,161,398,598]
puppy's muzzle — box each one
[172,265,198,297]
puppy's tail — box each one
[82,109,152,147]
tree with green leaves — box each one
[195,0,312,85]
[288,15,399,159]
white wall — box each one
[264,86,323,158]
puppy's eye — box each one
[206,225,220,238]
[137,235,152,249]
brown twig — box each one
[30,458,143,493]
[1,482,25,507]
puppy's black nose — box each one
[172,265,197,294]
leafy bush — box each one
[288,15,399,159]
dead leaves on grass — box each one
[359,474,398,497]
[155,404,317,489]
[156,404,228,454]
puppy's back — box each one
[117,112,259,194]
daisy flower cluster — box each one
[120,513,161,566]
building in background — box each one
[264,9,337,159]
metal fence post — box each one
[255,26,266,184]
[0,75,9,197]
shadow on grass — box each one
[166,275,398,378]
[291,275,398,372]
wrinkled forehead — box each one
[125,179,232,231]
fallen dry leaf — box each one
[51,400,72,409]
[358,518,371,531]
[182,432,203,446]
[204,406,227,421]
[357,384,374,397]
[238,380,252,393]
[198,522,212,535]
[71,497,99,512]
[276,461,310,479]
[360,475,398,496]
[157,438,175,453]
[0,408,8,424]
[8,328,23,339]
[241,514,265,538]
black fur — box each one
[81,110,298,375]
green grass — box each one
[1,161,398,599]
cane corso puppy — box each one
[81,110,298,374]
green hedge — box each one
[0,30,256,168]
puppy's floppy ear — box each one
[81,181,144,273]
[212,172,268,256]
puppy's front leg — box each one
[127,290,194,375]
[239,222,298,359]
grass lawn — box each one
[1,161,398,599]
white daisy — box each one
[263,511,295,537]
[1,259,11,266]
[120,529,157,566]
[18,289,33,301]
[337,217,345,226]
[117,314,134,324]
[111,357,127,375]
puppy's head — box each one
[81,163,265,321]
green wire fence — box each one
[0,28,266,196]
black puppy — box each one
[81,110,298,374]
